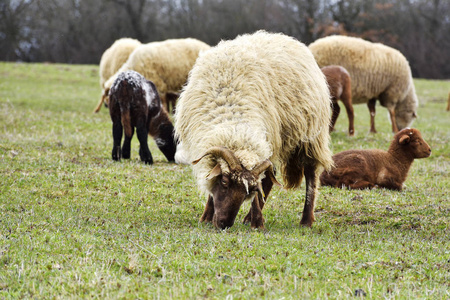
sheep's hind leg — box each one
[200,195,214,223]
[136,125,153,164]
[121,127,134,159]
[300,163,318,227]
[368,99,377,133]
[329,100,340,132]
[111,121,123,161]
[243,173,273,225]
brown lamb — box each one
[321,65,354,135]
[320,128,431,190]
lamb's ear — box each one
[206,163,222,180]
[399,135,411,145]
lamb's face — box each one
[210,170,258,229]
[397,129,431,159]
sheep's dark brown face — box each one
[210,170,258,229]
[398,128,431,159]
[192,147,280,230]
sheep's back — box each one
[99,38,142,89]
[175,31,332,176]
[309,36,413,104]
[116,38,210,94]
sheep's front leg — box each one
[111,121,123,161]
[300,163,318,227]
[250,192,265,229]
[243,174,273,225]
[388,108,399,133]
[121,127,134,159]
[200,195,214,223]
[136,125,153,164]
[368,98,377,133]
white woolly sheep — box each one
[109,70,176,164]
[174,31,333,229]
[320,128,431,190]
[104,38,210,113]
[95,37,142,113]
[309,35,418,133]
[321,65,354,135]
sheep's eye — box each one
[220,176,230,187]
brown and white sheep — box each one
[109,70,176,164]
[104,38,210,113]
[309,35,418,133]
[174,31,333,229]
[321,65,354,135]
[95,37,142,113]
[320,128,431,190]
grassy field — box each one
[0,62,449,299]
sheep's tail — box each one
[118,81,132,137]
[120,104,132,137]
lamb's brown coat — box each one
[321,65,354,135]
[320,128,431,190]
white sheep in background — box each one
[95,37,142,113]
[309,35,418,133]
[174,31,333,229]
[103,38,210,113]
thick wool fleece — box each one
[174,30,333,194]
[104,38,210,99]
[309,35,418,129]
[99,38,142,90]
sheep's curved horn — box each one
[192,146,242,171]
[251,160,273,177]
[252,160,282,187]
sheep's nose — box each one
[214,218,234,230]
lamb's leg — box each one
[300,163,318,227]
[368,98,377,133]
[348,180,376,190]
[329,100,340,132]
[243,173,273,225]
[342,92,355,136]
[200,195,214,223]
[388,108,399,133]
[136,125,153,164]
[121,127,134,159]
[111,120,123,161]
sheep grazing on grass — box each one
[309,35,418,133]
[320,128,431,190]
[321,65,354,135]
[174,31,333,229]
[95,37,142,113]
[104,38,210,114]
[109,70,176,164]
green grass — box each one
[1,62,449,299]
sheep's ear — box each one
[206,163,222,180]
[399,135,411,145]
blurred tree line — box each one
[1,0,449,79]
